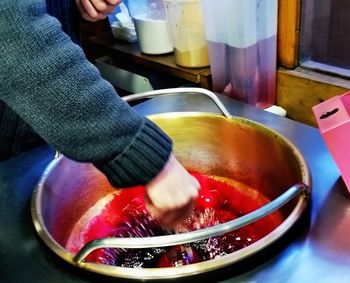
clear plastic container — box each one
[201,0,278,108]
[107,1,137,43]
[164,0,209,68]
[128,0,173,55]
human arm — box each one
[0,0,198,225]
[0,0,167,187]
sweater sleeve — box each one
[0,1,172,187]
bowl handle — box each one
[73,183,308,264]
[122,87,232,118]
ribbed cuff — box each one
[94,119,173,188]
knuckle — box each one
[93,0,109,13]
[107,0,122,5]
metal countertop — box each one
[0,93,348,283]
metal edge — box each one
[30,111,312,280]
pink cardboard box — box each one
[313,91,350,191]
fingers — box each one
[145,155,200,210]
[146,174,199,210]
[89,0,118,14]
[190,176,201,196]
[144,154,201,227]
[103,0,122,5]
[76,0,121,22]
[145,195,195,227]
[76,0,106,22]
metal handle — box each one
[74,183,308,264]
[122,87,232,118]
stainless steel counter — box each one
[0,92,348,283]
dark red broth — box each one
[66,172,283,268]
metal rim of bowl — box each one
[31,111,311,280]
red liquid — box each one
[67,172,283,268]
[207,36,277,109]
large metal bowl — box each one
[31,88,311,280]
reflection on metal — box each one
[122,87,232,118]
[31,89,311,280]
[95,56,154,93]
[74,183,308,263]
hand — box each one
[76,0,122,22]
[145,154,200,228]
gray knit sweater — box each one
[0,0,172,188]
